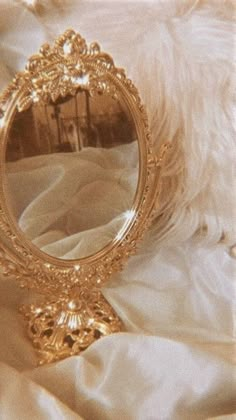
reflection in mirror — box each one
[5,90,139,259]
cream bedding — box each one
[0,243,235,419]
[0,1,235,419]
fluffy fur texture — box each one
[0,0,235,250]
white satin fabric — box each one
[0,243,235,419]
[0,1,235,419]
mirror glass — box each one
[5,90,139,259]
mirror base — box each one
[20,290,123,365]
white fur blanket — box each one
[0,1,235,419]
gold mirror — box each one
[0,30,167,364]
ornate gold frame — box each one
[0,30,166,364]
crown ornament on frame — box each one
[1,29,131,114]
[0,29,171,364]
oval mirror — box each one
[0,30,164,364]
[5,89,139,260]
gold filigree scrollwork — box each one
[20,290,123,364]
[17,29,121,111]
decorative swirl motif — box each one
[16,29,123,112]
[20,289,123,364]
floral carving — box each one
[14,29,122,112]
[20,289,123,364]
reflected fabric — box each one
[6,142,138,258]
